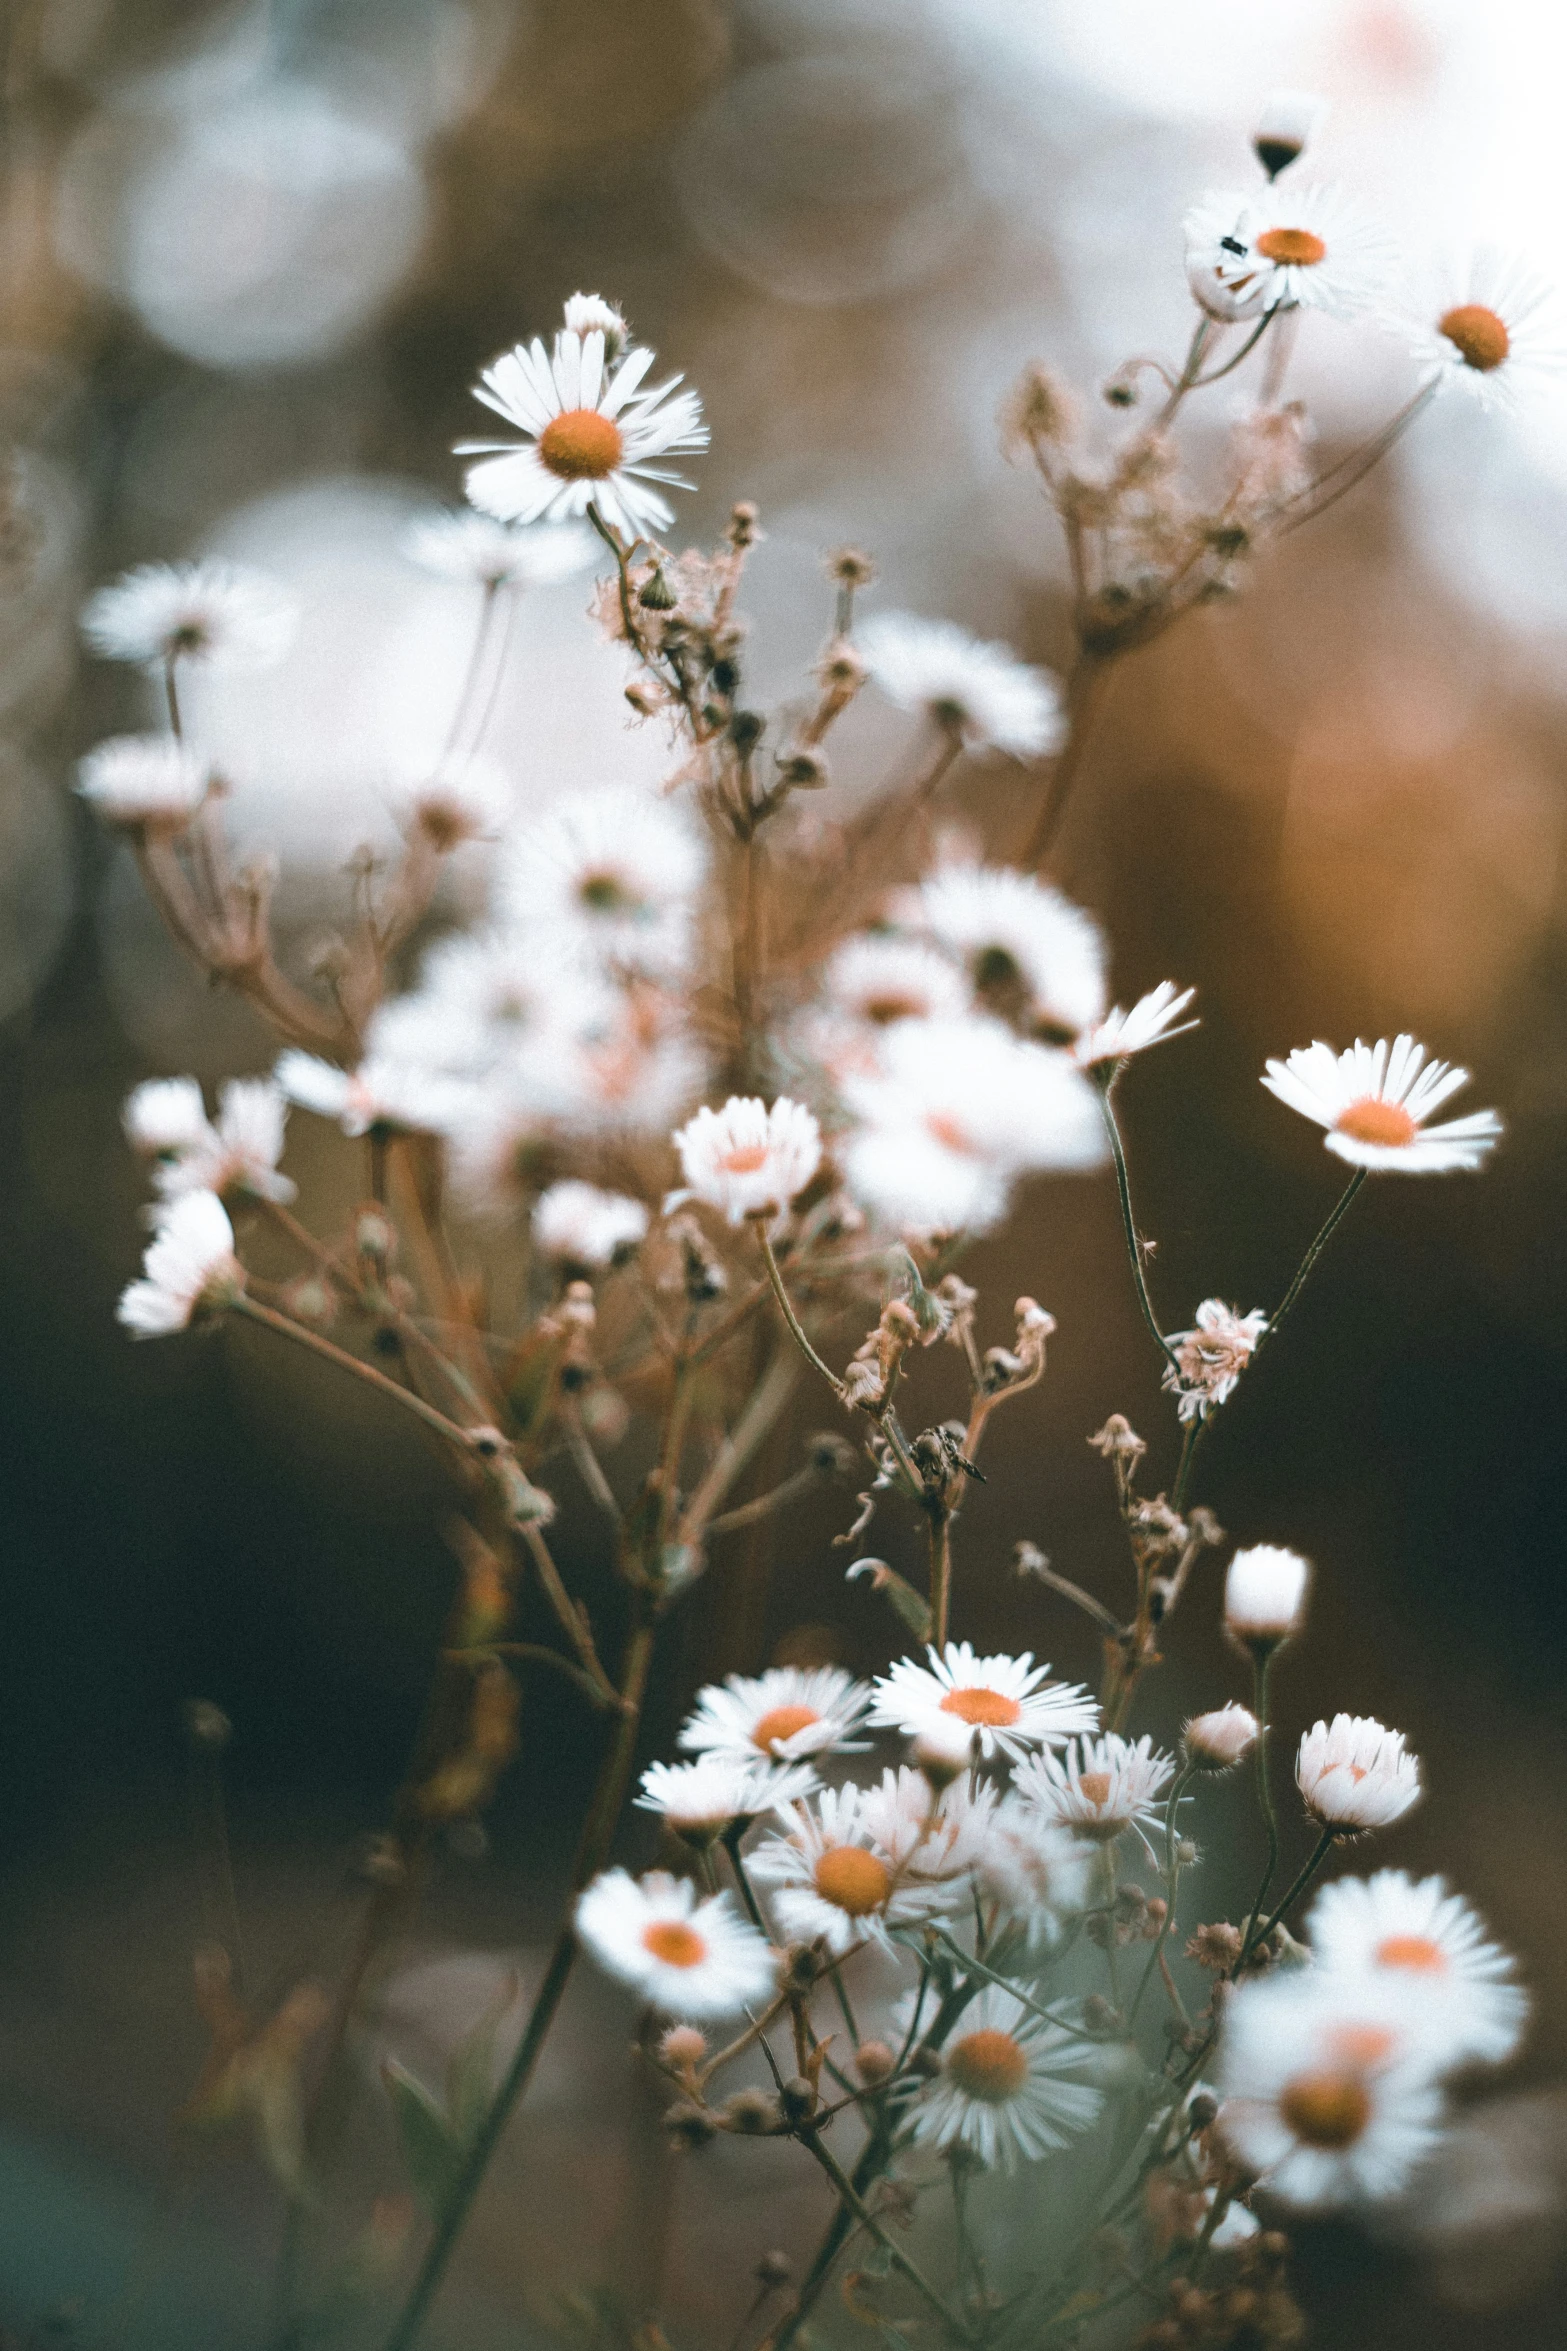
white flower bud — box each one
[1224,1545,1310,1649]
[1184,1704,1260,1771]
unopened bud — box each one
[779,2075,816,2123]
[913,1714,977,1790]
[855,2039,896,2086]
[659,2025,707,2070]
[1187,2092,1219,2132]
[664,2099,715,2149]
[755,2250,792,2289]
[724,2088,781,2135]
[1184,1703,1260,1771]
[1252,90,1327,180]
[356,1209,397,1263]
[1224,1546,1309,1651]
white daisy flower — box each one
[76,736,209,828]
[857,1765,997,1885]
[574,1868,777,2020]
[1183,182,1391,321]
[671,1096,822,1225]
[81,560,297,672]
[1184,1704,1261,1773]
[397,753,513,850]
[459,323,707,540]
[823,935,971,1032]
[1074,983,1198,1072]
[122,1076,213,1158]
[565,1006,711,1140]
[678,1665,873,1765]
[911,1987,1104,2170]
[1217,1970,1445,2208]
[497,786,707,979]
[532,1181,649,1270]
[1252,90,1328,180]
[746,1783,950,1954]
[870,1643,1098,1766]
[276,1049,473,1139]
[1224,1544,1311,1647]
[1162,1299,1269,1424]
[635,1756,819,1846]
[973,1797,1094,1951]
[1297,1715,1422,1835]
[842,1017,1106,1238]
[117,1190,242,1338]
[1308,1870,1527,2068]
[403,511,597,589]
[153,1078,295,1206]
[855,614,1065,758]
[905,864,1108,1041]
[1402,250,1567,413]
[1013,1733,1175,1850]
[402,931,615,1081]
[1261,1034,1502,1173]
[562,292,630,357]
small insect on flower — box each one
[1162,1300,1268,1424]
[532,1181,649,1270]
[869,1642,1099,1765]
[81,560,298,672]
[76,737,210,829]
[1074,982,1198,1073]
[459,303,708,540]
[575,1869,777,2019]
[117,1190,243,1338]
[403,511,596,590]
[1184,1704,1261,1772]
[678,1665,873,1765]
[910,1987,1104,2170]
[1013,1733,1175,1852]
[1224,1544,1311,1650]
[1308,1870,1528,2068]
[1217,1970,1445,2208]
[1400,249,1567,413]
[153,1078,296,1206]
[671,1097,823,1225]
[1184,182,1391,322]
[746,1784,948,1953]
[635,1756,819,1847]
[1297,1715,1422,1835]
[855,614,1066,757]
[1261,1034,1502,1172]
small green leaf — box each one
[383,2059,463,2219]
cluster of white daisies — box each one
[575,1546,1524,2210]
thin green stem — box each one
[756,1228,844,1397]
[1238,1649,1280,1967]
[797,2135,974,2345]
[1263,1168,1368,1344]
[1252,1825,1337,1952]
[232,1297,471,1452]
[1098,1085,1178,1370]
[1130,1764,1194,2024]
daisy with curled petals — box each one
[1161,1298,1268,1424]
[1403,250,1567,413]
[575,1868,777,2020]
[635,1756,819,1849]
[1296,1714,1421,1836]
[1308,1870,1527,2068]
[869,1641,1099,1766]
[1074,982,1198,1074]
[671,1096,822,1225]
[910,1987,1103,2170]
[1183,182,1392,322]
[81,559,297,672]
[1217,1970,1445,2209]
[1013,1732,1175,1854]
[746,1783,948,1954]
[117,1191,243,1338]
[856,614,1066,758]
[458,313,708,541]
[76,737,209,829]
[678,1664,873,1766]
[1261,1034,1502,1173]
[154,1078,295,1206]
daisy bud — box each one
[664,2099,715,2150]
[1001,361,1080,457]
[1296,1714,1422,1835]
[726,501,762,550]
[774,745,829,790]
[855,2039,896,2086]
[755,2251,793,2289]
[779,2075,816,2123]
[724,2088,781,2135]
[1223,1546,1310,1653]
[356,1209,397,1264]
[1184,1704,1261,1772]
[658,2024,707,2071]
[1252,90,1328,181]
[561,291,629,361]
[912,1712,978,1790]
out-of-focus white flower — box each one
[671,1096,822,1224]
[1162,1299,1268,1424]
[1262,1035,1502,1173]
[1224,1544,1311,1647]
[857,615,1064,759]
[1217,1971,1445,2208]
[81,560,298,671]
[974,1798,1094,1950]
[1184,1704,1260,1772]
[747,1784,951,1953]
[443,1097,553,1222]
[565,998,710,1140]
[1184,183,1391,322]
[398,753,513,849]
[403,511,597,589]
[906,865,1108,1040]
[911,1986,1104,2169]
[117,1190,242,1337]
[122,1076,212,1158]
[1075,983,1198,1072]
[1014,1733,1175,1851]
[823,935,970,1032]
[460,319,707,539]
[857,1765,997,1884]
[842,1016,1106,1237]
[397,932,615,1082]
[561,293,630,358]
[634,1756,818,1845]
[76,736,209,828]
[276,1049,472,1138]
[498,786,707,978]
[155,1078,295,1205]
[1297,1715,1422,1836]
[1309,1871,1528,2068]
[1252,90,1329,180]
[532,1181,649,1269]
[869,1642,1098,1765]
[574,1868,776,2019]
[678,1665,873,1764]
[1401,251,1567,413]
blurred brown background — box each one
[2,0,1566,2344]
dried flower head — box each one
[1163,1300,1268,1424]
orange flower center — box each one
[947,2028,1030,2103]
[1439,303,1510,372]
[1334,1096,1417,1148]
[1077,1771,1114,1807]
[813,1844,892,1916]
[940,1686,1022,1727]
[720,1143,771,1175]
[1375,1934,1447,1974]
[642,1920,708,1969]
[926,1111,974,1156]
[1256,226,1326,267]
[1279,2068,1372,2150]
[751,1703,820,1753]
[538,408,625,480]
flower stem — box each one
[1252,1824,1337,1950]
[1098,1084,1178,1369]
[1264,1168,1367,1346]
[232,1297,471,1452]
[756,1228,844,1398]
[1237,1649,1280,1968]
